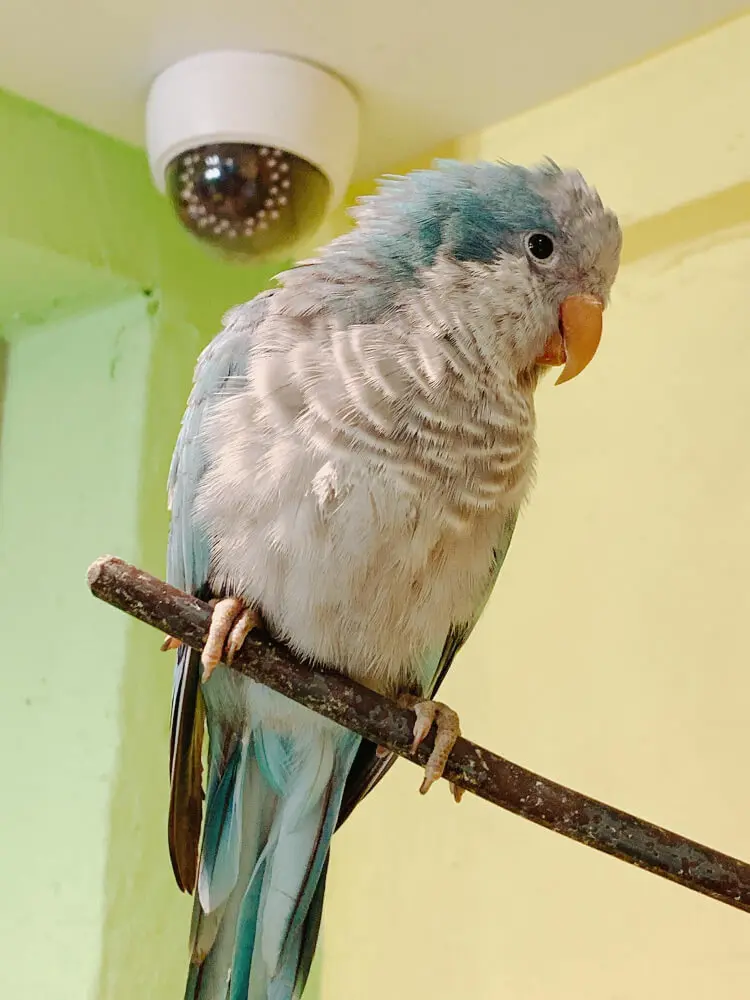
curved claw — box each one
[398,694,461,796]
[226,608,262,664]
[450,782,465,803]
[201,598,262,681]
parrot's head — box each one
[348,158,622,385]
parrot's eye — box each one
[525,232,555,261]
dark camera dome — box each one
[166,143,331,259]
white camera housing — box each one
[146,51,360,259]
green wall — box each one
[0,85,283,999]
[0,296,153,999]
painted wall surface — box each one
[322,13,750,1000]
[0,296,153,999]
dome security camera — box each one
[146,51,359,260]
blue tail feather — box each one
[275,745,356,977]
[229,855,267,1000]
[198,738,248,913]
[185,716,360,1000]
[291,857,328,999]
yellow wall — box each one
[322,13,750,1000]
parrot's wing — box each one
[336,507,519,827]
[166,293,273,892]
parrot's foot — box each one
[202,597,262,682]
[397,694,462,797]
[159,598,262,678]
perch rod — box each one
[87,554,750,915]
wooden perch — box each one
[88,554,750,915]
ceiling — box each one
[0,1,744,180]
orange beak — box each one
[536,294,604,385]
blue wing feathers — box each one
[168,644,205,892]
[166,295,273,895]
[166,292,273,595]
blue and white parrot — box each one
[163,159,622,999]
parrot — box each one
[162,158,622,1000]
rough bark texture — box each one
[88,554,750,915]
